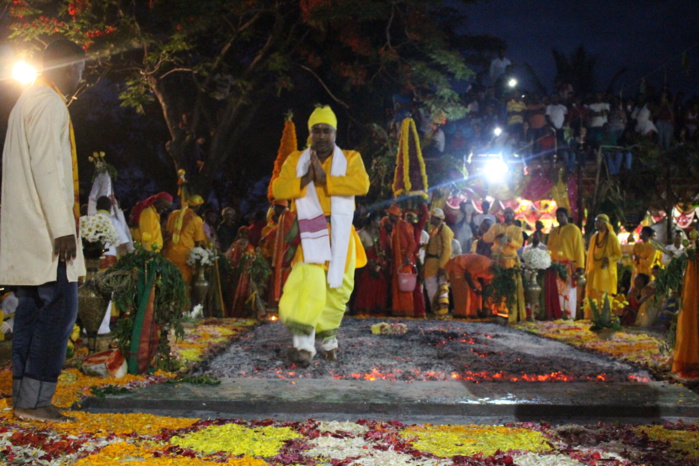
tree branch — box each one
[298,65,350,109]
[160,67,194,79]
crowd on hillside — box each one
[391,49,699,175]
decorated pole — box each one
[392,118,429,199]
[268,112,298,202]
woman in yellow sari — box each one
[585,214,622,318]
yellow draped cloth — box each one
[672,254,699,374]
[133,206,163,251]
[272,149,369,338]
[482,223,526,323]
[585,221,621,318]
[35,77,80,223]
[632,241,659,280]
[162,208,206,283]
[547,223,585,317]
[483,223,523,269]
[548,224,585,268]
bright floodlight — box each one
[483,158,508,183]
[493,127,503,137]
[12,61,37,85]
[507,78,518,88]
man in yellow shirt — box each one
[162,195,207,284]
[130,192,173,251]
[585,213,622,318]
[424,208,453,315]
[483,207,525,323]
[506,92,526,144]
[272,106,369,366]
[632,226,660,282]
[547,207,585,319]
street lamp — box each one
[493,127,503,137]
[12,61,37,85]
[507,78,518,88]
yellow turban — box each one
[308,106,337,130]
[188,194,204,206]
[596,213,610,223]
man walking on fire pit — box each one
[273,105,369,367]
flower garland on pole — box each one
[268,112,298,202]
[392,118,429,199]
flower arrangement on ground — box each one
[186,246,218,267]
[371,322,408,335]
[79,214,119,258]
[585,293,625,332]
[522,247,551,271]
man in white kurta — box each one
[0,40,86,422]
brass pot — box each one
[78,257,110,353]
[191,265,210,308]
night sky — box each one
[464,0,699,98]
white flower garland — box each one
[522,247,551,270]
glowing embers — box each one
[455,370,578,382]
[215,319,650,383]
[258,367,614,382]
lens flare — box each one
[12,61,37,85]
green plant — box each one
[97,247,189,370]
[484,265,519,311]
[586,293,622,331]
[90,385,131,399]
[166,375,221,386]
[549,262,569,282]
[654,249,690,299]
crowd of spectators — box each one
[391,48,699,176]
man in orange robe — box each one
[259,200,295,307]
[446,253,494,318]
[387,204,417,317]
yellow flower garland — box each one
[53,412,198,437]
[402,424,551,457]
[76,440,267,465]
[392,118,428,198]
[170,423,301,457]
[635,425,699,459]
